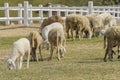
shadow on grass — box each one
[77,58,104,63]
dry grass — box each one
[0,22,120,80]
[0,23,40,37]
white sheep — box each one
[39,22,64,44]
[7,38,30,70]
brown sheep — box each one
[40,15,64,29]
[28,31,43,61]
[48,28,66,61]
[65,14,92,40]
[103,26,120,62]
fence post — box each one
[57,6,61,16]
[29,4,33,24]
[24,1,29,27]
[48,5,52,17]
[88,1,93,14]
[4,3,10,25]
[65,6,68,17]
[39,5,43,23]
[18,4,22,24]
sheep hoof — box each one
[57,58,60,61]
[109,59,113,62]
[118,56,120,59]
[103,59,107,62]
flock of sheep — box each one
[7,12,120,70]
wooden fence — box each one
[0,1,120,26]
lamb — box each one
[103,26,120,62]
[48,28,66,61]
[39,22,64,44]
[7,38,30,70]
[65,14,92,40]
[28,31,43,61]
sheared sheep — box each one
[7,38,30,70]
[103,26,120,62]
[65,14,92,40]
[39,22,64,44]
[28,31,43,61]
[48,28,66,61]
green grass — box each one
[0,36,120,80]
[0,36,25,49]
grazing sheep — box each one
[40,15,64,29]
[92,12,116,36]
[39,22,64,44]
[28,31,43,61]
[103,26,120,62]
[101,15,117,35]
[7,38,30,70]
[86,13,98,30]
[65,14,92,40]
[48,28,66,61]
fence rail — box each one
[0,1,120,26]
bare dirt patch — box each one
[0,23,41,37]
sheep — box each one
[39,22,64,44]
[28,31,43,61]
[7,38,30,70]
[92,12,116,37]
[48,28,66,61]
[65,14,92,40]
[40,15,64,29]
[103,26,120,62]
[101,15,117,35]
[86,13,98,30]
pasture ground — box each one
[0,22,120,80]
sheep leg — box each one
[104,48,108,62]
[19,56,23,69]
[48,44,54,60]
[57,47,60,61]
[78,30,82,40]
[71,29,75,40]
[17,58,20,69]
[117,46,120,59]
[35,49,39,62]
[12,61,16,69]
[32,48,36,61]
[27,50,30,69]
[107,43,113,61]
[33,48,38,62]
[66,27,70,38]
[39,45,43,61]
[88,30,92,39]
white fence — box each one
[0,1,120,26]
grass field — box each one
[0,25,120,80]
